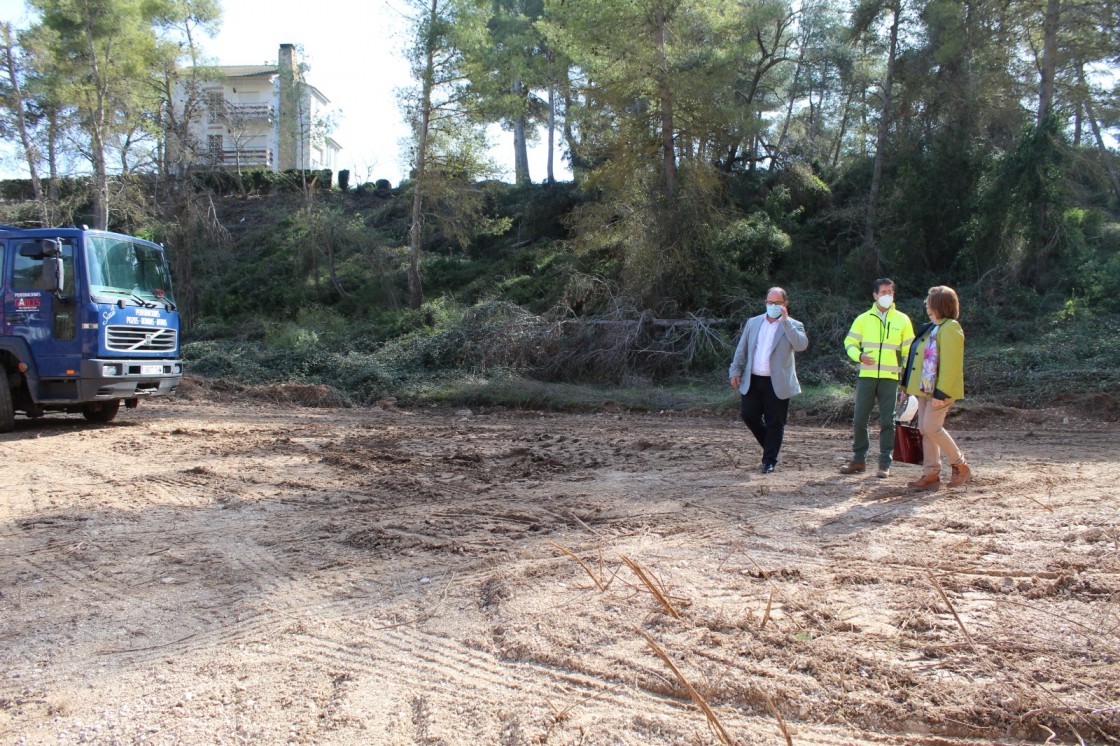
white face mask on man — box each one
[876,294,893,309]
[765,303,783,319]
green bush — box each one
[1075,220,1120,313]
[0,179,36,201]
[966,313,1120,406]
[183,337,394,405]
[280,169,332,191]
[712,212,792,276]
[187,169,334,196]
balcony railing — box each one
[208,103,274,124]
[227,103,274,121]
[210,148,273,167]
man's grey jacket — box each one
[728,315,810,400]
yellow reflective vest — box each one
[843,304,915,379]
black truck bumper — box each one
[74,358,183,401]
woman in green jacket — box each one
[901,286,971,489]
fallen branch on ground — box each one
[926,568,976,649]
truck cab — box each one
[0,226,183,432]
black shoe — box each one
[760,463,775,474]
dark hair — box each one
[926,285,960,319]
[873,278,895,293]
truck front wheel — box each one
[0,372,14,433]
[83,399,121,423]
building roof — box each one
[215,65,278,78]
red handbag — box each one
[893,421,923,465]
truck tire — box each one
[0,372,14,433]
[83,399,120,423]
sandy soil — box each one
[1,386,1118,746]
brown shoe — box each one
[839,461,866,474]
[907,473,940,490]
[948,463,972,487]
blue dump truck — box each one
[0,225,183,432]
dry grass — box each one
[635,627,736,745]
[620,554,680,619]
[549,540,618,591]
[760,588,775,629]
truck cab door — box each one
[4,240,79,378]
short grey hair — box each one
[767,287,787,302]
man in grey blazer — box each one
[728,287,810,473]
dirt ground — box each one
[2,383,1118,746]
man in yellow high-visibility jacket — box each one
[839,279,915,478]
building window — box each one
[207,90,224,123]
[208,135,223,160]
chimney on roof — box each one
[279,43,297,75]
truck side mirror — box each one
[40,238,62,257]
[42,256,64,293]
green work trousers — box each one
[852,377,899,469]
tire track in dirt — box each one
[283,624,788,739]
[6,542,147,617]
[91,600,359,664]
[131,471,232,506]
[9,590,414,684]
[35,482,519,671]
[1,497,349,686]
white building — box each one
[176,44,341,173]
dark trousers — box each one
[740,374,790,466]
[852,376,899,469]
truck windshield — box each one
[86,235,176,306]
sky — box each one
[0,0,565,185]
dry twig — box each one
[753,687,794,746]
[621,555,679,618]
[543,688,615,736]
[1024,494,1056,513]
[97,631,199,655]
[926,568,976,649]
[760,588,775,629]
[635,627,735,745]
[549,540,613,591]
